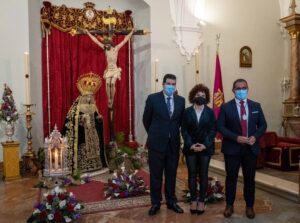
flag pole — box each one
[216,33,221,55]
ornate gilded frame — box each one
[239,46,252,68]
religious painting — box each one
[240,46,252,67]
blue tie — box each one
[167,97,172,116]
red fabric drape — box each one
[42,28,134,144]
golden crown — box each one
[77,72,102,95]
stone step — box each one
[209,159,299,203]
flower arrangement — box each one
[28,186,83,223]
[0,84,18,123]
[183,176,224,203]
[104,168,150,199]
[108,132,147,171]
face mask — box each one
[164,84,175,96]
[235,89,248,100]
[193,96,207,105]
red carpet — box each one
[64,170,185,214]
[66,170,150,203]
[67,181,105,203]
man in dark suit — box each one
[217,79,267,219]
[143,73,185,216]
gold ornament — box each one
[77,72,102,95]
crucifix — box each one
[75,7,149,143]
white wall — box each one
[200,0,284,134]
[0,0,29,161]
[0,0,293,161]
[145,0,286,136]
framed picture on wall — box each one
[240,46,252,67]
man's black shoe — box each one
[167,203,184,213]
[148,205,160,216]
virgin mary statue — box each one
[62,72,108,175]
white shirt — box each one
[163,93,174,115]
[193,105,203,123]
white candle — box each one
[195,50,199,73]
[154,59,159,76]
[24,52,31,104]
[54,149,58,169]
[24,52,29,74]
[154,59,159,91]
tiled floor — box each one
[0,163,300,223]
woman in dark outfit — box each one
[181,84,216,214]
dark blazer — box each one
[217,99,267,156]
[181,105,216,156]
[143,91,185,152]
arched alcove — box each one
[28,0,151,148]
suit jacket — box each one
[181,105,216,156]
[143,91,185,153]
[217,99,267,156]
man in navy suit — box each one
[143,73,185,216]
[217,79,267,219]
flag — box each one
[213,53,225,119]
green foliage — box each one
[72,169,81,181]
[119,146,135,156]
[115,132,125,145]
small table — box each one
[1,141,21,181]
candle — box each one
[54,149,58,169]
[24,52,29,74]
[195,50,199,73]
[154,59,159,91]
[24,52,31,104]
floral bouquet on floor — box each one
[104,167,150,199]
[27,186,83,223]
[183,176,224,203]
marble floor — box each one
[0,164,300,223]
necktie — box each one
[240,100,247,136]
[167,97,172,116]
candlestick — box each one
[23,104,35,157]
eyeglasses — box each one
[235,87,247,90]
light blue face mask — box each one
[235,89,248,100]
[164,84,175,96]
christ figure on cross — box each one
[84,28,134,108]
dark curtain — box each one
[42,28,134,144]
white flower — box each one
[59,200,66,208]
[46,202,52,210]
[74,203,81,210]
[54,186,63,194]
[43,192,49,198]
[69,192,74,197]
[64,216,72,222]
[33,209,41,215]
[186,192,191,198]
[47,213,54,220]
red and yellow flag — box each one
[213,53,224,119]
